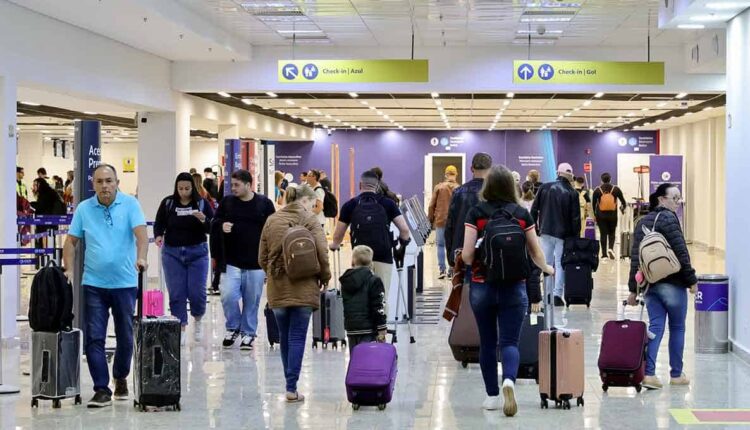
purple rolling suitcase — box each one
[345,342,398,410]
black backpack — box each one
[28,260,74,332]
[350,195,391,255]
[316,186,339,218]
[479,204,530,283]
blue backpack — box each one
[350,195,391,256]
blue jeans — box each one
[220,265,264,336]
[162,244,209,325]
[436,227,447,273]
[645,283,688,377]
[540,235,565,298]
[272,306,313,393]
[84,285,137,394]
[470,280,528,396]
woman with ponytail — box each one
[627,183,697,390]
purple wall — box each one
[272,129,657,201]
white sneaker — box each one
[482,395,502,411]
[608,249,616,260]
[193,318,203,342]
[502,379,518,417]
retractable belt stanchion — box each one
[0,249,55,394]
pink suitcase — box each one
[141,290,164,317]
[539,329,585,409]
[345,342,397,411]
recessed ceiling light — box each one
[20,101,40,106]
[83,111,98,115]
[641,108,650,112]
[285,99,295,105]
[325,114,332,119]
[277,110,286,115]
[707,2,750,10]
[657,102,667,108]
[303,118,312,123]
[557,115,564,120]
[314,110,322,115]
[390,119,395,124]
[507,92,515,98]
[369,106,376,110]
[596,122,603,126]
[589,125,595,129]
[217,92,231,98]
[343,122,350,126]
[350,125,356,129]
[594,92,604,98]
[357,127,363,131]
[360,100,368,105]
[678,24,705,29]
[675,92,688,99]
[438,106,444,111]
[383,115,390,119]
[301,106,309,110]
[266,92,278,98]
[503,100,511,106]
[335,118,342,123]
[241,98,253,105]
[656,119,663,123]
[627,112,635,117]
[686,112,694,116]
[624,129,629,132]
[290,115,298,119]
[349,92,359,98]
[704,106,714,111]
[582,100,592,107]
[431,92,439,98]
[606,120,612,124]
[564,112,572,117]
[377,111,383,115]
[435,99,442,106]
[644,122,651,126]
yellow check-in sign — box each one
[513,61,665,85]
[278,59,429,83]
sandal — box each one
[286,392,305,403]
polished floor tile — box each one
[1,245,746,429]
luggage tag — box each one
[530,312,539,326]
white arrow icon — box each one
[284,66,298,79]
[520,66,533,80]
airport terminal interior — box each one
[1,0,750,429]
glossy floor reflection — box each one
[1,245,746,429]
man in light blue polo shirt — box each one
[63,164,148,408]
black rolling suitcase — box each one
[133,271,181,411]
[564,264,593,308]
[518,312,544,382]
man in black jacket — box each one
[531,163,581,306]
[444,152,492,268]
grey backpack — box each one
[638,212,681,284]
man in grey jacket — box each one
[531,163,581,306]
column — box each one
[16,132,43,194]
[0,75,17,339]
[726,10,750,358]
[137,101,190,279]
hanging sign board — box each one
[278,59,429,83]
[512,61,665,85]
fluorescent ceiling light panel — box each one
[690,14,731,21]
[503,100,511,106]
[285,99,295,105]
[594,92,604,98]
[707,2,750,10]
[582,100,592,107]
[266,92,278,98]
[301,106,308,110]
[435,99,442,106]
[348,92,358,98]
[507,92,515,98]
[241,98,253,105]
[678,24,706,29]
[20,101,40,106]
[217,92,231,98]
[360,101,368,105]
[431,92,439,98]
[675,92,688,99]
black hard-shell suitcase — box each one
[133,271,181,411]
[312,250,346,349]
[518,313,544,382]
[620,232,632,258]
[564,264,593,308]
[264,304,280,347]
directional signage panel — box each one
[512,60,665,85]
[278,59,429,83]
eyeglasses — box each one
[103,207,113,227]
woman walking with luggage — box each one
[461,165,554,416]
[627,183,696,389]
[259,184,331,403]
[154,172,214,346]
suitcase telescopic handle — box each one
[136,269,144,320]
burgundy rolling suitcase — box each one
[598,302,648,393]
[345,342,398,411]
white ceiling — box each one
[176,0,704,47]
[197,91,724,131]
[17,87,136,118]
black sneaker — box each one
[223,330,240,348]
[240,335,255,351]
[87,390,112,408]
[438,271,447,280]
[113,378,128,400]
[554,296,565,307]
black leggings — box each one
[597,215,618,256]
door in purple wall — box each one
[424,153,465,209]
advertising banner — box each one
[278,59,429,83]
[513,60,665,85]
[649,154,684,224]
[75,120,101,202]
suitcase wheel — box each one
[352,404,360,411]
[461,361,468,369]
[341,340,347,347]
[577,397,584,407]
[378,404,387,411]
[75,395,82,405]
[322,342,328,350]
[540,399,547,409]
[635,384,642,393]
[332,342,338,350]
[562,400,571,410]
[134,400,138,408]
[602,384,609,392]
[31,398,38,408]
[52,399,61,409]
[175,403,181,411]
[312,341,318,349]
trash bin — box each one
[695,274,729,354]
